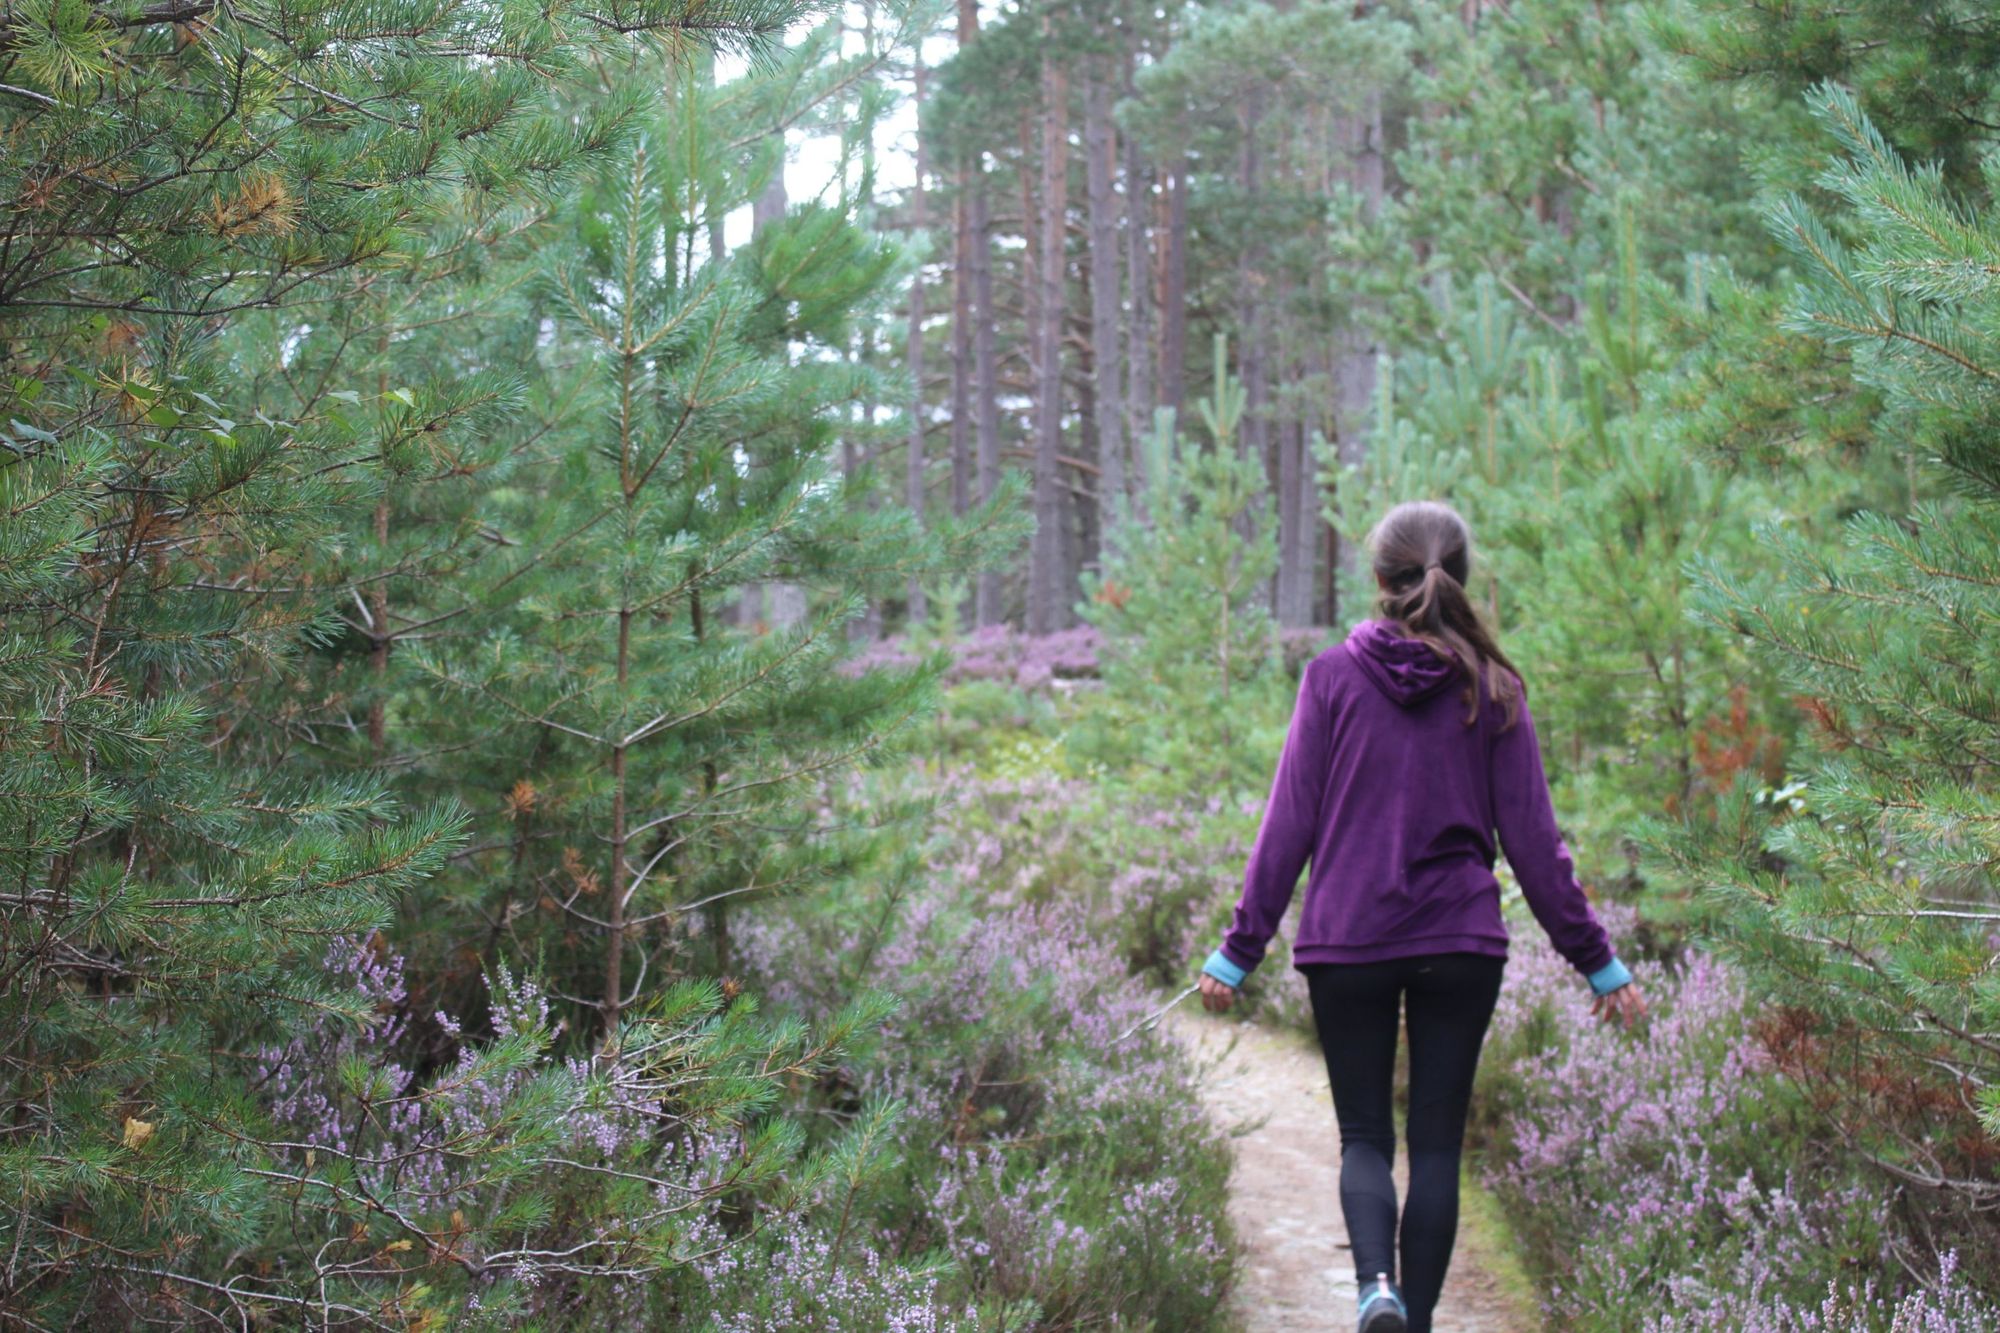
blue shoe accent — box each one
[1358,1272,1407,1332]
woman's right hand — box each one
[1198,972,1237,1013]
[1592,981,1647,1028]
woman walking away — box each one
[1196,500,1646,1333]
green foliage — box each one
[0,251,482,1324]
[0,0,810,337]
[1130,1,1407,152]
[1658,0,2000,190]
[1077,338,1291,798]
[244,956,906,1326]
[0,0,1034,1320]
[1313,3,1843,879]
[382,82,1024,1032]
[20,0,2000,1316]
[731,764,1240,1329]
[1333,0,1790,339]
[1659,84,2000,1237]
[1324,263,1798,872]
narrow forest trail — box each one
[1167,1007,1535,1333]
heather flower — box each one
[733,768,1238,1327]
[1479,912,1999,1328]
[841,625,1103,690]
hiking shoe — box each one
[1358,1272,1408,1333]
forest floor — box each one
[1168,1006,1540,1333]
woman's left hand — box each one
[1592,981,1648,1028]
[1198,973,1237,1013]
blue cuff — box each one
[1587,957,1633,996]
[1202,949,1248,989]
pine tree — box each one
[1661,86,2000,1225]
[1079,337,1286,797]
[1320,243,1820,871]
[1661,0,2000,189]
[397,54,1025,1037]
[1109,3,1406,627]
[0,0,941,1320]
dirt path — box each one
[1168,1007,1533,1333]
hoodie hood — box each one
[1345,619,1461,707]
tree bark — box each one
[1073,328,1101,580]
[753,154,788,231]
[1276,383,1317,627]
[949,134,974,525]
[1084,65,1126,533]
[604,590,631,1029]
[1157,162,1188,417]
[1298,405,1319,625]
[1275,390,1299,621]
[1237,88,1267,472]
[736,141,788,629]
[905,55,930,626]
[1122,51,1154,499]
[1332,92,1384,607]
[950,0,1002,626]
[948,2,977,520]
[971,180,1003,626]
[852,1,882,642]
[705,51,727,268]
[368,329,392,754]
[368,495,389,753]
[950,188,973,523]
[1028,41,1071,634]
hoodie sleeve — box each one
[1490,694,1617,978]
[1217,662,1332,976]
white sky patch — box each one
[714,1,965,249]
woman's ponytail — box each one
[1367,500,1522,727]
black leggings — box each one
[1302,953,1504,1333]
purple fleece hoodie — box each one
[1213,619,1615,979]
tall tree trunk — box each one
[1269,115,1316,628]
[905,55,930,626]
[949,0,979,632]
[1275,386,1299,622]
[1157,162,1188,417]
[690,590,728,977]
[852,0,882,642]
[368,496,390,752]
[1015,112,1041,625]
[753,160,788,231]
[368,330,392,754]
[1122,56,1154,499]
[1235,91,1271,603]
[971,180,1003,626]
[949,207,973,525]
[1310,345,1339,626]
[1084,66,1126,534]
[735,146,788,629]
[1237,88,1267,471]
[604,680,627,1028]
[1323,509,1342,627]
[1074,343,1100,581]
[605,357,637,1028]
[706,50,727,268]
[1276,372,1316,627]
[1332,92,1384,611]
[950,185,973,522]
[1029,43,1070,634]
